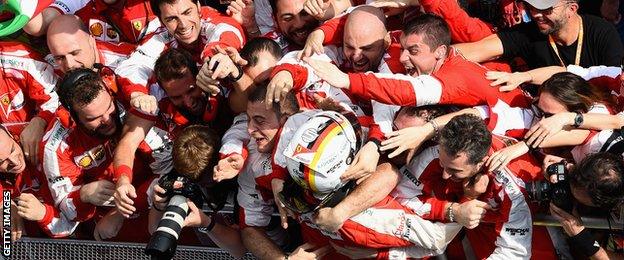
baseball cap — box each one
[523,0,559,10]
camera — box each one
[525,162,574,212]
[145,172,205,260]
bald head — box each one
[47,15,98,73]
[345,6,387,37]
[342,6,389,73]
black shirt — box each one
[497,14,623,68]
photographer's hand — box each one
[114,177,137,218]
[152,184,169,211]
[542,154,566,183]
[183,201,211,228]
[550,203,584,236]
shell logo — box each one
[90,23,103,37]
[77,155,93,168]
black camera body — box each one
[526,162,574,212]
[158,172,205,207]
[145,172,205,260]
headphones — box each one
[57,64,112,111]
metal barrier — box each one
[8,237,256,260]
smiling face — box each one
[246,101,281,153]
[526,0,575,35]
[74,89,119,138]
[158,0,202,48]
[160,69,206,117]
[438,147,484,183]
[274,0,319,47]
[0,130,25,175]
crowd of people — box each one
[1,0,624,259]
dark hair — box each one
[154,48,199,85]
[150,0,197,18]
[402,13,451,50]
[240,37,283,68]
[397,105,458,122]
[439,114,492,165]
[57,68,106,111]
[539,72,616,113]
[570,152,624,209]
[173,125,220,181]
[267,0,277,15]
[248,81,299,117]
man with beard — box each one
[455,0,623,68]
[113,48,226,218]
[263,0,321,53]
[41,69,168,240]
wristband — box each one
[569,228,600,257]
[114,165,133,182]
[369,139,382,153]
[227,65,244,82]
[447,203,455,222]
[430,119,440,140]
[205,214,217,232]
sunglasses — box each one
[278,179,357,215]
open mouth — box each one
[352,59,368,71]
[177,26,194,40]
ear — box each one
[383,32,391,50]
[568,2,579,14]
[434,45,447,60]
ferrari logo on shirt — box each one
[74,145,107,170]
[133,20,143,32]
[0,95,9,106]
[90,22,104,37]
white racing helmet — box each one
[283,111,363,199]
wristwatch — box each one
[572,112,584,128]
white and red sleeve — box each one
[220,113,250,160]
[115,30,169,101]
[49,0,90,14]
[348,72,443,107]
[199,9,246,61]
[41,120,96,222]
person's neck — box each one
[552,14,581,46]
[179,40,201,52]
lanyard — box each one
[548,16,584,66]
